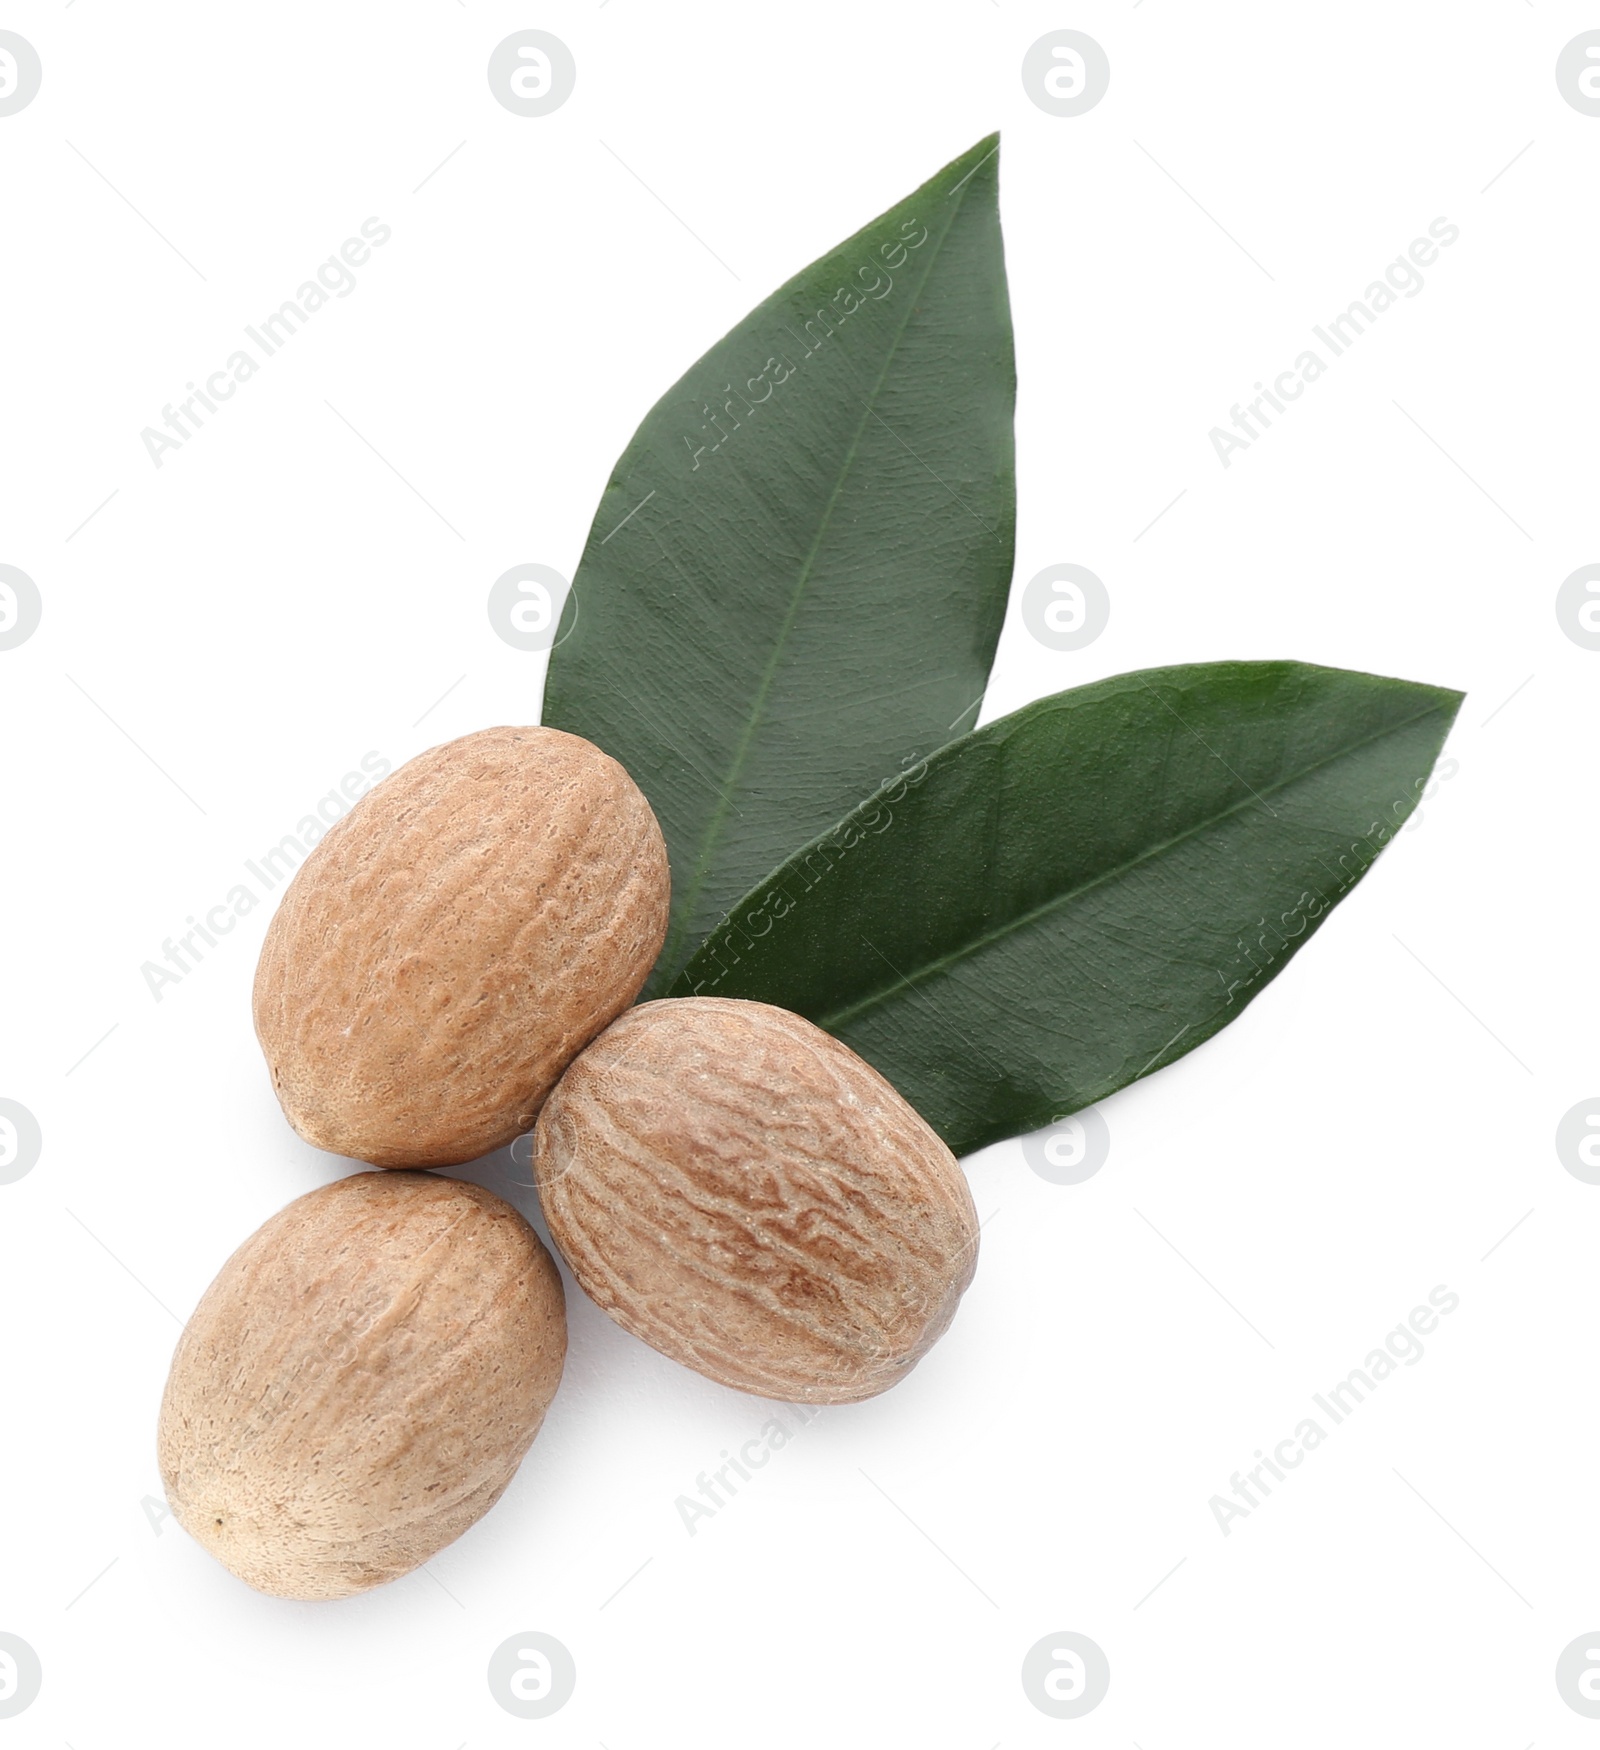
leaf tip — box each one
[946,132,1002,186]
[1417,679,1467,726]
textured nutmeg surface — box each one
[158,1171,566,1600]
[534,998,979,1403]
[253,725,670,1167]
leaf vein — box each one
[814,697,1455,1031]
[661,171,985,973]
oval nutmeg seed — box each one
[157,1171,566,1600]
[534,998,980,1404]
[253,725,670,1167]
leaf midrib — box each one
[815,697,1453,1031]
[659,175,980,977]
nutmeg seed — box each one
[534,997,979,1403]
[157,1171,566,1600]
[253,725,670,1167]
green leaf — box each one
[542,135,1015,993]
[671,661,1464,1156]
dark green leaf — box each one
[542,135,1015,993]
[672,661,1463,1155]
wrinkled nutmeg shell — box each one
[158,1171,566,1600]
[535,998,979,1403]
[253,725,670,1167]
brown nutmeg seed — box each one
[253,725,670,1167]
[157,1171,566,1600]
[534,997,979,1404]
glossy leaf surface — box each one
[673,662,1463,1155]
[543,136,1015,991]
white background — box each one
[0,2,1594,1744]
